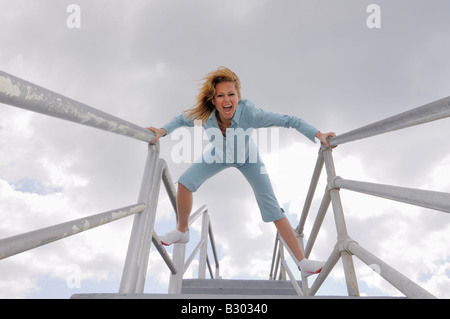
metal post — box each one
[322,147,360,296]
[135,159,167,292]
[271,236,281,280]
[208,220,220,279]
[297,232,309,295]
[169,243,186,294]
[296,149,324,235]
[308,245,341,296]
[161,160,178,215]
[304,188,331,258]
[151,233,177,275]
[281,260,303,296]
[168,205,208,293]
[119,142,159,293]
[198,212,210,279]
[269,235,279,280]
[278,240,287,280]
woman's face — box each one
[212,81,240,123]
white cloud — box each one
[425,154,450,192]
[0,172,133,298]
[40,158,89,189]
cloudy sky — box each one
[0,0,449,298]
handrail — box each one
[328,96,450,147]
[272,96,450,298]
[331,177,450,214]
[346,239,436,299]
[0,70,155,143]
[0,204,145,260]
[0,70,219,297]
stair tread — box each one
[71,293,404,299]
[183,278,301,288]
[181,279,302,295]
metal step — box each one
[71,292,406,299]
[182,279,302,296]
[71,293,319,299]
[70,279,407,299]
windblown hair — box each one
[184,66,241,123]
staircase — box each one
[71,279,308,299]
[71,278,406,299]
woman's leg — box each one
[238,157,324,276]
[273,217,305,262]
[176,183,192,233]
[160,160,227,246]
[274,218,325,276]
[237,160,305,259]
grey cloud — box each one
[1,0,449,298]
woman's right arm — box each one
[146,113,194,144]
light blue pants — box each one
[178,154,285,222]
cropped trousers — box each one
[178,153,285,222]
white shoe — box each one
[160,229,190,246]
[298,259,325,277]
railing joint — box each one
[319,144,332,154]
[327,176,342,191]
[294,227,304,239]
[336,235,358,254]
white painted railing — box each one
[271,96,450,299]
[0,70,219,295]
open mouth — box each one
[223,105,233,115]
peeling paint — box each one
[0,70,154,143]
[0,75,21,97]
[72,225,80,234]
[25,85,45,101]
[112,209,127,220]
[83,220,90,231]
[111,205,145,220]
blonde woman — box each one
[147,67,335,277]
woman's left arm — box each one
[247,101,333,144]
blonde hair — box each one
[184,66,241,123]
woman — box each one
[147,67,335,277]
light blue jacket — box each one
[162,99,318,166]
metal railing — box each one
[2,70,448,298]
[0,70,219,295]
[271,96,450,299]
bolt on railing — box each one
[271,96,450,299]
[0,70,219,296]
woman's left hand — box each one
[315,131,336,148]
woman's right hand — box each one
[146,126,167,144]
